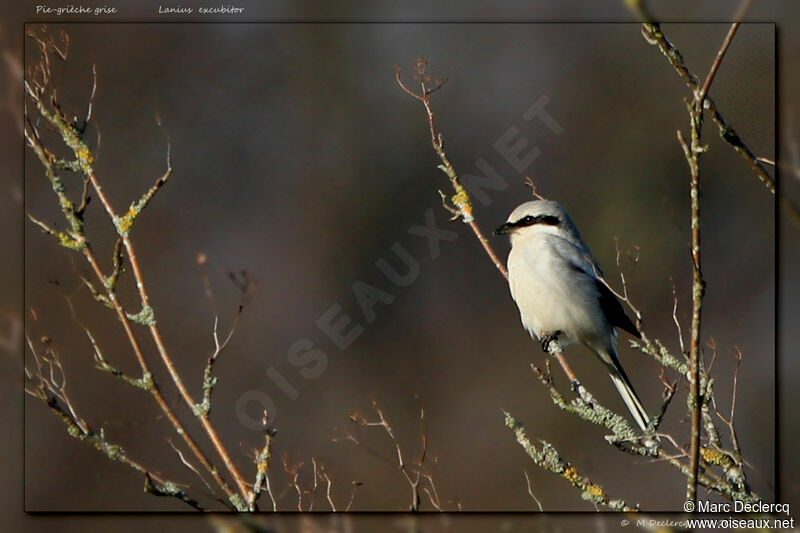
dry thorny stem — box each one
[334,400,443,511]
[280,453,361,512]
[24,330,204,510]
[23,27,273,511]
[397,13,764,506]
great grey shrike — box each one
[495,200,650,432]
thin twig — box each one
[676,12,748,505]
[168,439,215,494]
[523,471,544,511]
[73,95,250,502]
[249,414,277,511]
[345,481,362,511]
[421,472,442,511]
[505,412,638,511]
[283,455,305,511]
[531,362,641,443]
[348,400,436,511]
[396,59,508,280]
[310,457,318,511]
[730,346,742,423]
[678,121,705,506]
[24,335,204,511]
[638,22,774,193]
[320,464,336,511]
[696,22,742,105]
[670,278,686,357]
[23,29,248,510]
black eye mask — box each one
[494,214,560,235]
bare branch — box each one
[24,335,203,511]
[505,412,638,511]
[396,59,508,279]
[669,9,749,504]
[696,22,742,106]
[524,176,548,201]
[249,413,276,512]
[348,400,440,511]
[345,481,362,512]
[670,278,686,357]
[523,471,544,512]
[530,362,642,444]
[24,27,250,509]
[320,464,336,511]
[168,439,215,495]
[282,454,305,511]
[638,22,774,193]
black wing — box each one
[556,238,641,339]
[595,279,640,338]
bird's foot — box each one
[640,434,661,456]
[540,330,563,354]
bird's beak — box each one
[494,222,513,236]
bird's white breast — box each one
[507,233,608,348]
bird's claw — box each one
[540,330,563,354]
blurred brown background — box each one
[3,0,796,531]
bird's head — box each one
[494,200,580,244]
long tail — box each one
[603,352,650,432]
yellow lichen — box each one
[116,205,139,235]
[450,186,474,222]
[451,188,472,210]
[701,447,724,465]
[585,484,605,498]
[76,144,94,166]
[563,467,579,482]
[58,231,85,250]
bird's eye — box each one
[522,216,535,224]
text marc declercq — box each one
[697,500,790,515]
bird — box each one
[494,200,650,432]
